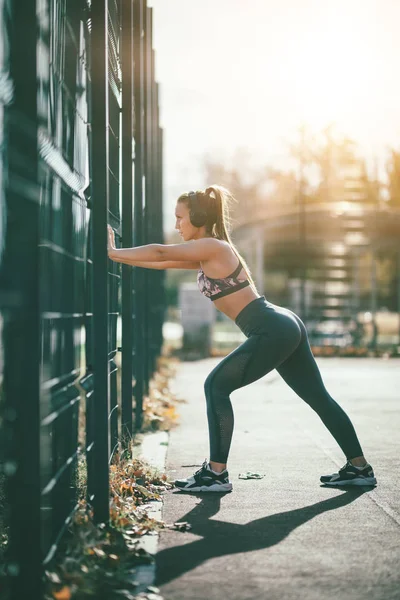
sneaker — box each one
[320,460,377,486]
[174,459,233,493]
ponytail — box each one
[202,185,259,293]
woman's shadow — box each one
[156,488,367,585]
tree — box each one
[386,149,400,208]
[288,125,378,205]
[202,128,383,228]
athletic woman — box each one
[107,185,377,492]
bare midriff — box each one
[199,240,262,321]
[212,284,261,321]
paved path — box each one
[156,358,400,600]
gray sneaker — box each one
[174,459,233,492]
[320,461,377,486]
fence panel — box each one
[37,0,89,573]
[0,0,164,596]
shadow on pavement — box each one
[156,488,367,585]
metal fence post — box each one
[121,0,134,441]
[91,0,110,525]
[132,0,145,430]
[143,4,155,386]
[149,63,163,365]
[141,3,151,395]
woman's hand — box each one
[107,224,116,256]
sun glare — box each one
[280,11,380,131]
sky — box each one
[148,0,400,233]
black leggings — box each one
[204,296,364,464]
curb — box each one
[130,430,169,595]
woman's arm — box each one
[110,256,200,270]
[107,225,220,263]
[109,244,163,262]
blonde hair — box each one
[177,184,259,293]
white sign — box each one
[179,283,216,328]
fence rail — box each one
[0,1,164,597]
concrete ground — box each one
[156,357,400,600]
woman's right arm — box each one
[110,257,200,270]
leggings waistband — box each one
[234,295,269,332]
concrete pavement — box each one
[156,357,400,600]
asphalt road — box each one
[156,357,400,600]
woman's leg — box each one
[276,311,365,462]
[204,315,301,465]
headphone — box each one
[188,192,215,227]
[188,191,209,228]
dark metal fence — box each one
[0,1,164,597]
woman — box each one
[107,185,376,493]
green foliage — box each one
[203,127,383,213]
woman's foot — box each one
[174,459,233,493]
[320,460,377,486]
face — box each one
[175,202,195,241]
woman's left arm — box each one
[108,225,161,261]
[109,244,163,262]
[107,225,220,263]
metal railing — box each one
[0,1,164,597]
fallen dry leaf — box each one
[52,586,72,600]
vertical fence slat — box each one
[91,0,110,524]
[107,0,122,462]
[132,0,145,430]
[142,4,151,389]
[121,0,134,440]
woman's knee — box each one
[204,368,229,398]
[204,372,213,395]
[204,370,217,397]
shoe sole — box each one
[322,476,377,486]
[175,483,233,493]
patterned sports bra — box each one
[197,257,250,301]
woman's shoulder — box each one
[210,238,232,260]
[191,237,230,251]
[199,239,239,277]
